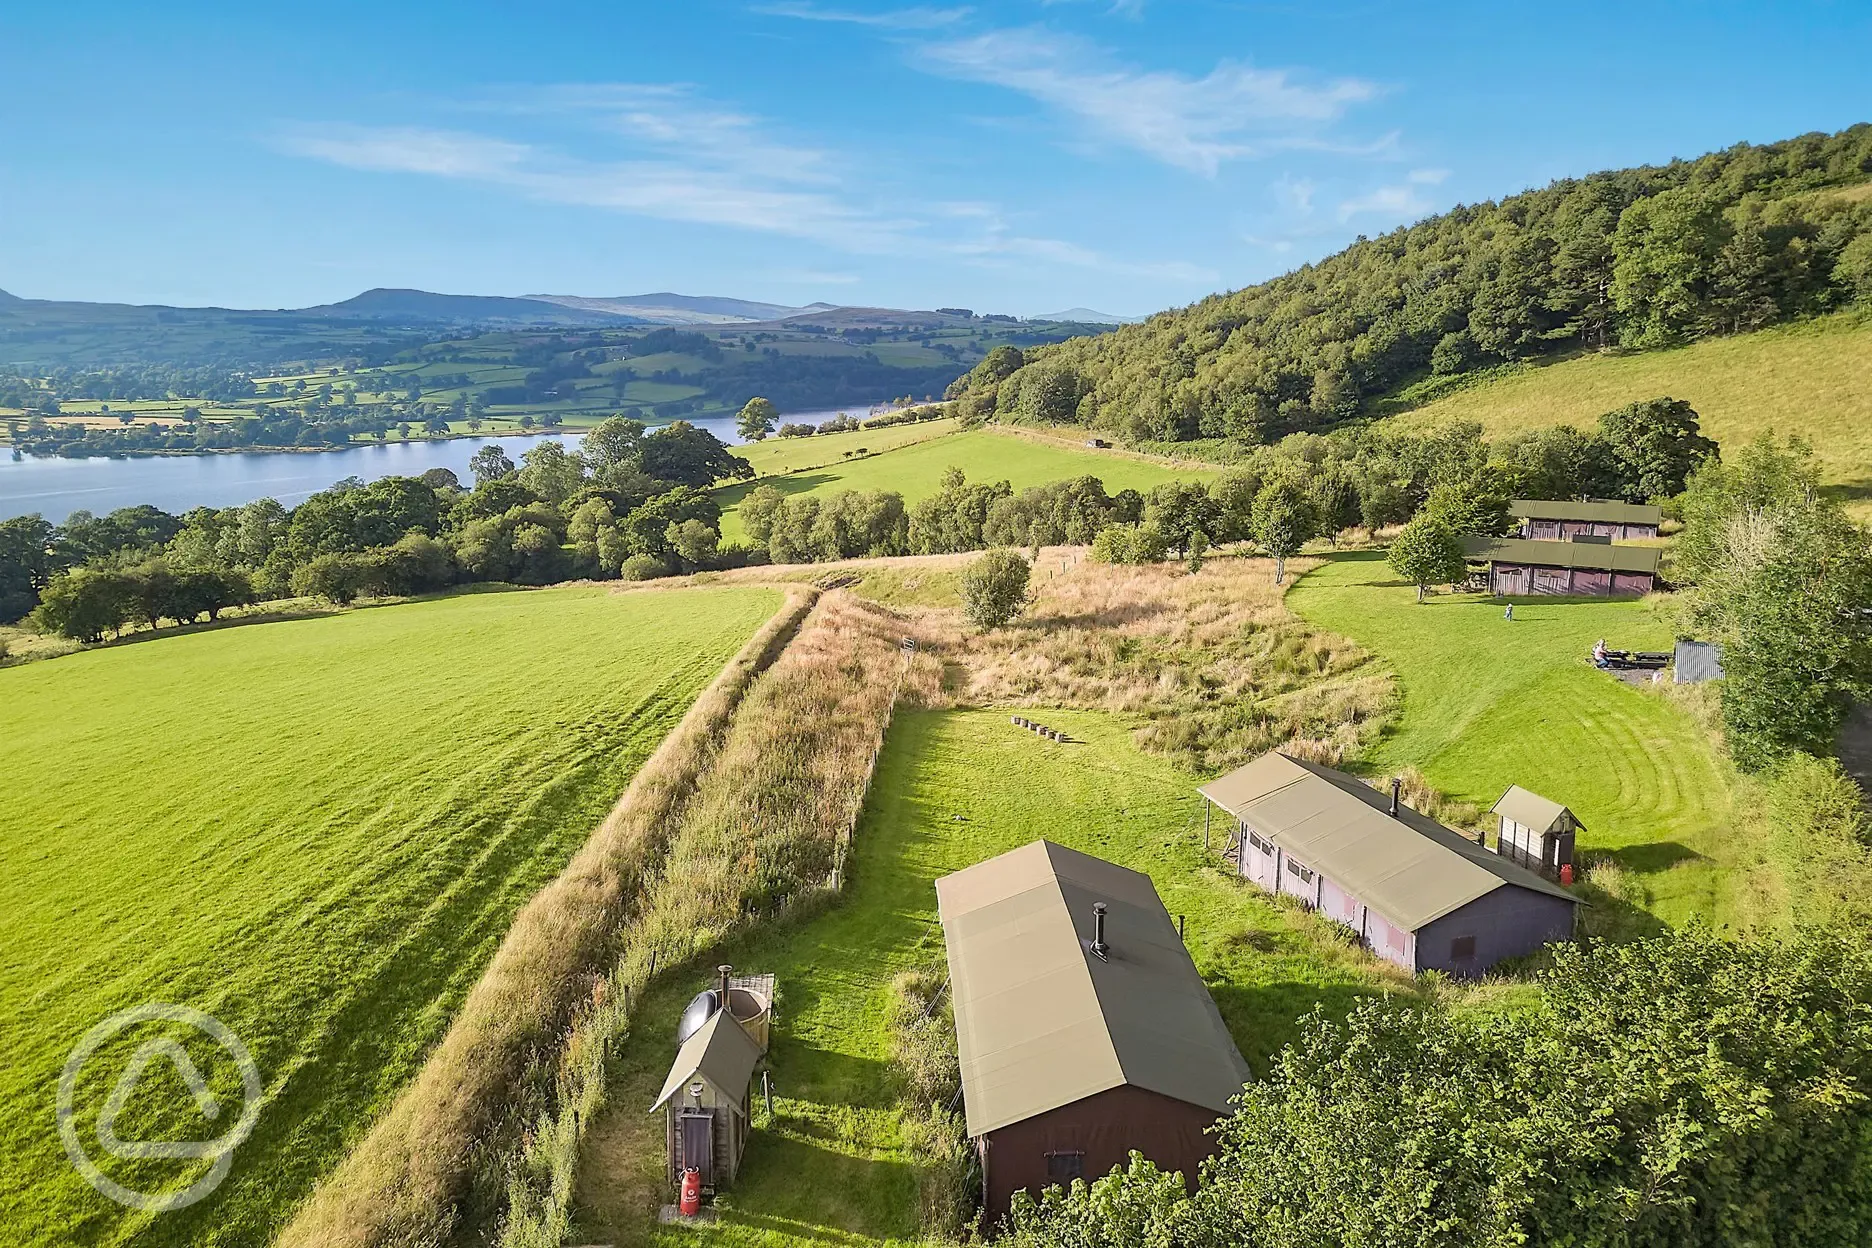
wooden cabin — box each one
[1490,785,1579,879]
[936,842,1249,1225]
[1200,753,1579,976]
[650,968,774,1195]
[1512,498,1662,542]
[1465,536,1661,597]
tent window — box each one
[1450,935,1477,961]
[1046,1151,1085,1182]
[1285,858,1315,884]
[1247,831,1275,856]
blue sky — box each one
[2,1,1866,317]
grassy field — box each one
[716,429,1218,540]
[1286,554,1748,928]
[733,418,961,478]
[1383,312,1872,504]
[0,584,780,1247]
[572,707,1415,1248]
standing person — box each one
[1504,603,1514,622]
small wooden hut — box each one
[650,967,774,1195]
[1490,785,1579,878]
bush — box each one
[1090,521,1168,565]
[961,549,1031,630]
[619,553,668,581]
[1387,515,1466,601]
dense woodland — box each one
[948,127,1872,446]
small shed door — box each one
[1533,567,1569,595]
[679,1109,715,1188]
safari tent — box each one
[1200,752,1579,976]
[936,841,1249,1223]
[1512,498,1662,542]
[1466,536,1661,597]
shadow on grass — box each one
[722,1129,919,1243]
[715,471,839,509]
[1604,840,1703,873]
[1210,979,1389,1077]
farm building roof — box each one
[1510,499,1663,525]
[1199,753,1578,931]
[935,841,1250,1139]
[1464,536,1662,574]
[649,1007,763,1113]
[1491,785,1581,834]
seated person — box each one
[1592,638,1609,667]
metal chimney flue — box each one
[717,964,733,1012]
[1389,778,1401,818]
[1090,902,1110,961]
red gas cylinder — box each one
[679,1167,702,1216]
[1559,863,1575,887]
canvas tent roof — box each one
[936,841,1249,1139]
[1465,536,1662,574]
[1199,753,1577,931]
[1491,784,1581,834]
[649,1008,762,1113]
[1511,499,1663,525]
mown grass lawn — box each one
[715,429,1217,540]
[1287,553,1740,927]
[573,707,1415,1248]
[0,584,780,1248]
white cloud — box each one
[1274,174,1317,215]
[1336,182,1434,223]
[917,27,1379,175]
[280,127,531,178]
[752,2,970,29]
[1408,167,1449,184]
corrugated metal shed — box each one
[1510,499,1663,525]
[1490,785,1580,834]
[1674,639,1725,684]
[1465,536,1662,574]
[936,841,1249,1138]
[650,1008,763,1112]
[1200,753,1577,930]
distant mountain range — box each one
[1031,308,1141,325]
[0,284,1131,366]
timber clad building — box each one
[1201,753,1579,976]
[1512,498,1662,542]
[1465,535,1662,597]
[936,842,1250,1223]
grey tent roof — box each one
[650,1008,762,1113]
[1511,499,1663,525]
[1673,639,1725,684]
[1491,785,1581,834]
[1199,753,1578,931]
[1465,536,1662,574]
[936,841,1249,1139]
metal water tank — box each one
[676,990,719,1046]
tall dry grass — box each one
[275,588,818,1248]
[953,552,1391,772]
[498,590,941,1245]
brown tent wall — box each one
[1490,562,1655,597]
[1413,886,1576,975]
[978,1084,1226,1226]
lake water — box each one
[0,407,871,522]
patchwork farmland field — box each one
[0,584,780,1247]
[716,428,1217,540]
[1287,554,1743,928]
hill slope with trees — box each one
[947,126,1872,448]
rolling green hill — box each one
[946,125,1872,453]
[715,428,1217,541]
[0,584,780,1247]
[1382,311,1872,502]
